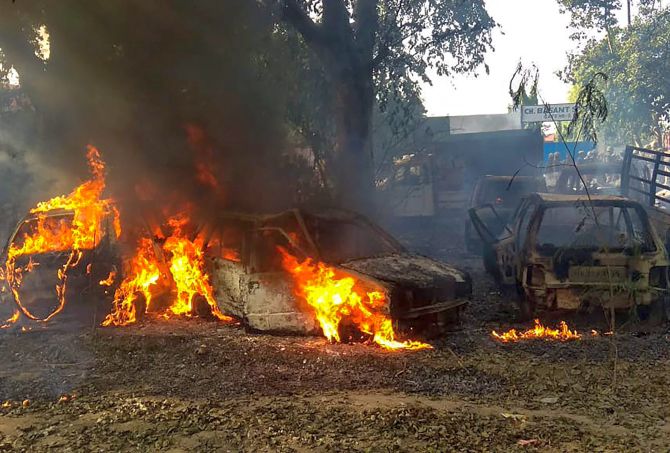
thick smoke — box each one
[0,0,307,240]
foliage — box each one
[274,0,497,82]
[557,0,622,38]
[268,0,496,209]
[562,8,670,146]
[509,62,539,111]
[568,72,609,144]
[556,0,661,35]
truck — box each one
[381,129,544,218]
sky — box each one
[421,0,575,117]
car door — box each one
[468,203,514,246]
[505,201,538,286]
[204,219,250,320]
[469,201,518,279]
[243,226,318,334]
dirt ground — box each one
[1,219,670,452]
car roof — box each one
[22,208,75,221]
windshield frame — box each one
[301,211,404,264]
[530,201,657,255]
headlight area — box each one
[649,266,669,289]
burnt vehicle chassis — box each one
[201,208,471,337]
[470,193,670,318]
[1,210,121,323]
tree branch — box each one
[282,0,324,45]
[354,0,379,61]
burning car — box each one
[202,208,471,341]
[470,193,670,318]
[1,147,122,324]
[2,209,121,321]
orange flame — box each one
[4,146,119,323]
[162,215,232,321]
[492,319,581,343]
[98,270,117,287]
[185,123,220,191]
[222,248,240,262]
[103,215,233,326]
[0,311,20,329]
[102,238,161,326]
[279,248,430,351]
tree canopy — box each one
[561,5,670,146]
[271,0,496,211]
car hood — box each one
[340,254,470,290]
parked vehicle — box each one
[465,175,546,253]
[202,208,472,335]
[470,193,669,318]
[381,129,543,219]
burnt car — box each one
[465,175,546,253]
[470,193,670,318]
[1,208,120,322]
[202,208,471,336]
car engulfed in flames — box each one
[1,146,121,324]
[204,209,471,348]
[0,147,469,350]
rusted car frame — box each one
[465,175,546,254]
[470,193,670,317]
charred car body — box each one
[202,208,471,335]
[470,193,669,317]
[465,175,546,253]
[2,208,120,322]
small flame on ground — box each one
[492,319,581,343]
[0,311,20,329]
[279,247,430,351]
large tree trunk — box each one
[331,62,375,213]
[282,0,379,214]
